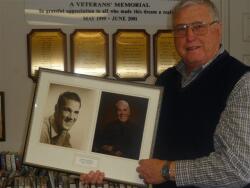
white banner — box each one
[25,0,179,27]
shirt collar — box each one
[176,45,224,87]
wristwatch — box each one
[161,161,170,180]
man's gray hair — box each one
[115,100,130,110]
[172,0,220,22]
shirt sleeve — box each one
[175,72,250,188]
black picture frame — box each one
[23,68,163,186]
[0,92,6,141]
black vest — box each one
[153,51,250,188]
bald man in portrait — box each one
[93,100,143,160]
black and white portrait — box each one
[40,84,99,150]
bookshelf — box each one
[0,152,140,188]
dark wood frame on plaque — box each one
[113,29,150,81]
[153,30,180,77]
[27,29,67,81]
[0,92,5,141]
[70,29,109,77]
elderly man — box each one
[80,0,250,187]
[94,100,142,160]
[137,0,250,187]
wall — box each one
[0,0,243,153]
[228,0,250,64]
[0,0,34,152]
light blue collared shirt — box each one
[176,46,224,88]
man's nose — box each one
[67,112,76,119]
[185,27,196,40]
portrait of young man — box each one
[40,90,81,148]
[39,83,99,150]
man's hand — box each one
[79,170,105,185]
[136,159,166,184]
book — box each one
[15,153,21,171]
[11,153,16,172]
[0,152,6,171]
[5,152,12,171]
[24,177,32,188]
[48,171,55,188]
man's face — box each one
[173,4,222,71]
[116,102,130,123]
[56,99,81,131]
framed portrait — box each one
[0,92,5,141]
[23,68,163,186]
